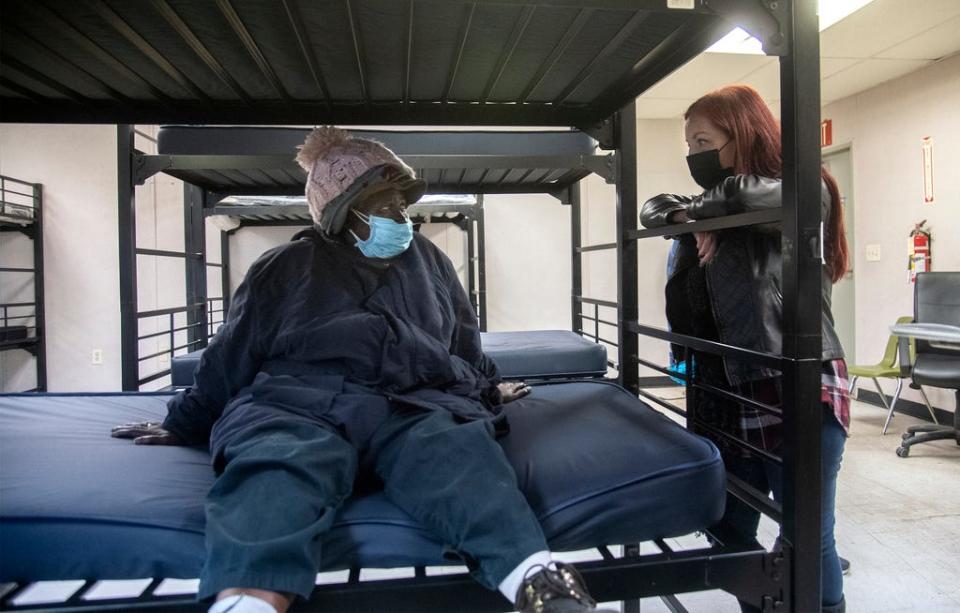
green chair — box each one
[847,316,936,434]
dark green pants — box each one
[199,405,548,600]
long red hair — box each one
[685,84,848,283]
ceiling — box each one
[635,0,960,118]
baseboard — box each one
[637,376,678,389]
[856,388,954,425]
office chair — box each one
[894,272,960,458]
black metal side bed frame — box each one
[0,176,46,392]
[1,1,826,610]
[129,125,611,371]
[206,193,490,331]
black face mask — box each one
[686,142,733,190]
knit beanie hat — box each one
[296,127,426,235]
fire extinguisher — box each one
[908,220,932,283]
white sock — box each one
[208,593,278,613]
[498,550,553,603]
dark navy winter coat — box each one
[162,228,503,463]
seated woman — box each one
[113,127,613,613]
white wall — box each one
[0,124,121,391]
[824,53,960,410]
[484,193,571,331]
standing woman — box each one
[640,84,849,613]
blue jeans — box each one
[722,405,846,609]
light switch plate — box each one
[865,244,882,262]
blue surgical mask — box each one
[350,209,414,258]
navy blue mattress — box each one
[0,381,724,582]
[171,330,608,386]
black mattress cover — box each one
[0,381,724,582]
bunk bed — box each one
[0,176,46,392]
[146,125,613,387]
[141,125,614,387]
[0,1,828,611]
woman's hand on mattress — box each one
[694,231,718,265]
[110,421,186,445]
[498,381,531,404]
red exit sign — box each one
[821,119,833,147]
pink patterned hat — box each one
[296,127,426,234]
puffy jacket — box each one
[641,174,844,385]
[163,229,503,459]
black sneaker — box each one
[515,562,615,613]
[840,556,851,576]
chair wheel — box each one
[896,446,910,458]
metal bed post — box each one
[467,202,479,320]
[615,102,639,395]
[117,124,139,391]
[779,0,824,609]
[31,182,47,391]
[221,230,233,320]
[570,181,583,335]
[477,195,488,333]
[183,184,208,350]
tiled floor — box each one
[632,392,960,613]
[9,395,958,611]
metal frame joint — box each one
[581,118,616,150]
[133,153,172,185]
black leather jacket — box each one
[641,175,844,386]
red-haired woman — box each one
[641,84,849,613]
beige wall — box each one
[823,53,960,410]
[0,124,121,391]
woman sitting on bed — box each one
[640,84,849,613]
[112,127,613,613]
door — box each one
[823,149,855,363]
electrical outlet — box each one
[91,349,103,365]
[865,244,882,262]
[159,353,170,364]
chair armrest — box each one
[897,336,912,378]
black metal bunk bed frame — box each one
[126,127,608,387]
[201,194,490,332]
[0,176,47,392]
[118,130,230,389]
[1,0,826,610]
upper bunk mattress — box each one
[0,381,723,582]
[171,330,607,387]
